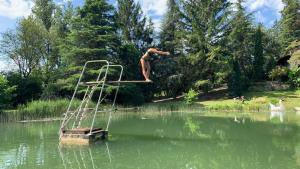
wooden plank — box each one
[79,80,152,86]
[62,128,102,134]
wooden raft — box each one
[60,128,107,145]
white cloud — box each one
[246,0,284,17]
[0,0,33,19]
[136,0,168,16]
[135,0,167,31]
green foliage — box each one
[6,72,43,106]
[116,0,153,50]
[184,89,198,105]
[117,84,145,105]
[160,0,182,55]
[16,99,80,119]
[32,0,55,30]
[253,25,264,81]
[280,0,300,48]
[287,40,300,69]
[288,68,300,87]
[193,80,212,93]
[0,74,16,109]
[0,16,48,78]
[60,0,118,65]
[269,66,289,82]
[228,61,249,96]
[179,0,232,86]
[166,74,184,97]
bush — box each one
[184,89,198,105]
[116,84,145,106]
[0,74,16,109]
[6,72,43,106]
[288,68,300,88]
[193,80,212,93]
[269,66,289,82]
[166,74,184,97]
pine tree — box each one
[32,0,55,31]
[280,0,300,48]
[61,0,118,66]
[116,0,153,51]
[228,0,253,95]
[253,24,264,81]
[179,0,232,85]
[160,0,182,55]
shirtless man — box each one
[140,48,170,82]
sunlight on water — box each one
[0,112,300,169]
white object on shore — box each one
[269,99,285,122]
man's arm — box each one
[150,48,170,56]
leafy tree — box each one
[0,16,47,78]
[0,74,16,109]
[253,24,264,81]
[280,0,300,48]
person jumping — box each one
[140,48,170,82]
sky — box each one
[0,0,285,71]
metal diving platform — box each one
[59,60,151,144]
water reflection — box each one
[58,142,112,169]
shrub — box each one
[288,68,300,88]
[193,80,212,93]
[269,66,289,82]
[0,74,16,109]
[184,89,198,105]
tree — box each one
[253,24,264,81]
[227,0,254,95]
[0,16,47,78]
[160,0,182,55]
[178,0,232,87]
[60,0,118,66]
[116,0,153,50]
[280,0,300,48]
[0,74,16,109]
[32,0,55,31]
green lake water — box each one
[1,112,300,169]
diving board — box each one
[79,80,152,86]
[59,60,150,144]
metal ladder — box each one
[59,60,123,139]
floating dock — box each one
[60,128,107,145]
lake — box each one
[1,111,300,169]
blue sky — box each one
[0,0,284,70]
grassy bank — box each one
[143,89,300,113]
[200,89,300,112]
[0,99,80,122]
[0,88,299,122]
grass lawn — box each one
[199,89,300,112]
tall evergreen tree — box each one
[228,0,253,95]
[179,0,232,86]
[32,0,55,31]
[253,24,264,81]
[61,0,118,66]
[280,0,300,48]
[116,0,153,51]
[160,0,182,55]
